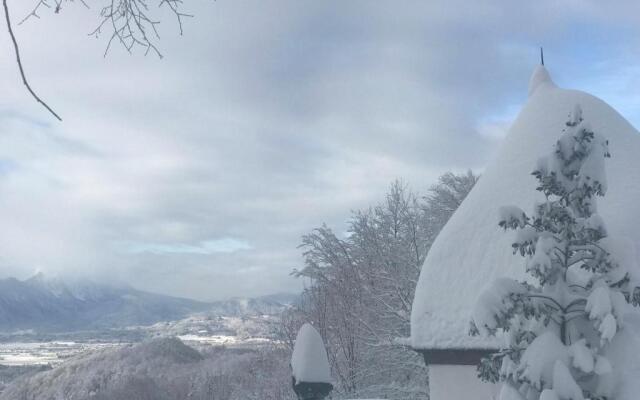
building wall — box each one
[429,365,499,400]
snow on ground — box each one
[177,334,270,346]
[0,342,124,366]
[411,65,640,350]
[0,312,277,367]
[0,337,294,400]
[430,365,499,400]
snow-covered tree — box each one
[287,173,477,399]
[472,105,637,400]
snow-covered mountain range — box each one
[0,273,297,333]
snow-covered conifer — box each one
[471,105,636,400]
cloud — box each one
[121,238,252,255]
[1,1,640,300]
[477,105,521,141]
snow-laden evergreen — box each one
[472,105,640,400]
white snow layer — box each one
[291,323,332,384]
[568,339,594,374]
[518,331,568,389]
[598,314,640,400]
[499,383,526,400]
[539,389,559,400]
[552,360,584,400]
[411,65,640,350]
[430,365,500,400]
[528,64,556,97]
[473,278,524,334]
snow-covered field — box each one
[0,341,124,366]
[0,312,277,367]
[0,310,284,398]
[178,334,271,346]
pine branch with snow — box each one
[471,105,637,400]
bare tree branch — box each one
[3,0,62,121]
[7,0,194,121]
[20,0,89,25]
[21,0,192,58]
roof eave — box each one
[415,348,496,365]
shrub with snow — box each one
[471,105,639,400]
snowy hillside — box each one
[207,292,299,317]
[0,337,296,400]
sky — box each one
[1,1,640,301]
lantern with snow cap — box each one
[291,323,333,400]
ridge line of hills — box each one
[0,273,298,334]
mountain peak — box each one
[27,270,46,281]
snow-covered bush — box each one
[471,105,638,400]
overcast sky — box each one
[1,1,639,301]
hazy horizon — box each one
[1,270,301,302]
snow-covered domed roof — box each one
[528,64,556,97]
[291,323,332,383]
[411,65,640,350]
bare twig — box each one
[3,0,62,121]
[88,0,192,58]
[20,0,88,25]
[159,0,193,35]
[21,0,189,59]
[9,0,192,121]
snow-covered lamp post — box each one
[291,323,333,400]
